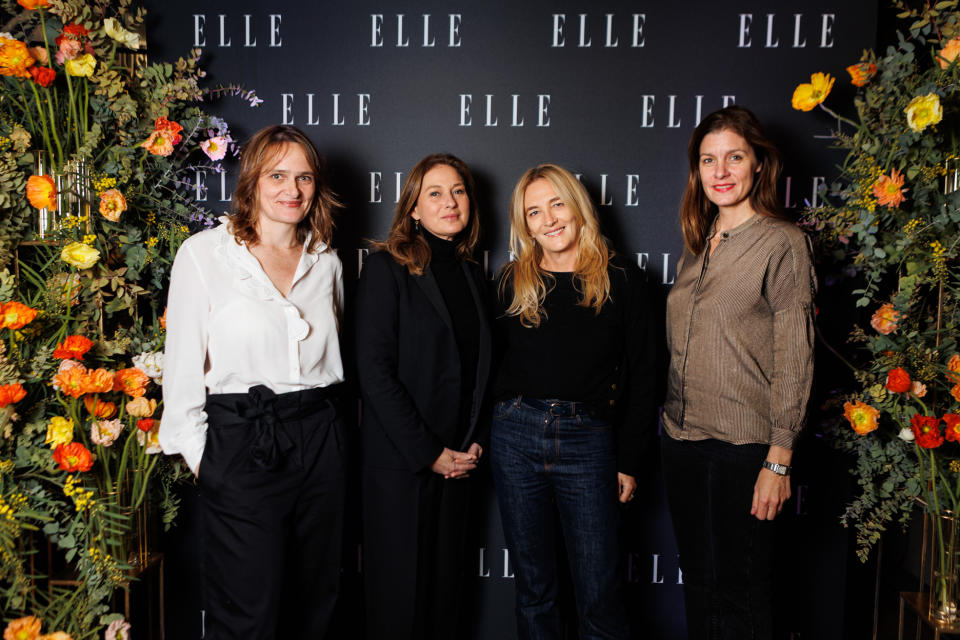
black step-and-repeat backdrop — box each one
[144,2,878,638]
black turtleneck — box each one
[424,230,481,438]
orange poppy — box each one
[52,442,93,472]
[26,174,57,210]
[83,396,117,419]
[0,301,37,330]
[113,367,149,398]
[53,335,94,360]
[0,383,26,408]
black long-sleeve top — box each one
[424,230,480,439]
[493,254,659,476]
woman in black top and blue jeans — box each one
[491,163,658,640]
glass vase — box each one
[929,509,960,624]
[32,150,58,239]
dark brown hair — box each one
[680,105,785,255]
[230,125,341,253]
[373,153,481,275]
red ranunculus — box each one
[52,441,94,472]
[62,23,89,38]
[945,414,960,443]
[912,414,944,449]
[885,367,912,393]
[28,64,54,87]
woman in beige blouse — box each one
[661,105,815,640]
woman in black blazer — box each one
[356,153,491,640]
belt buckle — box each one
[549,402,561,417]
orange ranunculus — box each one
[154,116,183,144]
[83,368,115,394]
[870,302,899,335]
[52,441,93,472]
[3,615,42,640]
[945,414,960,442]
[140,130,174,156]
[843,400,880,435]
[1,301,38,330]
[847,62,877,87]
[84,395,117,418]
[939,37,960,69]
[16,0,49,9]
[0,37,35,78]
[26,174,56,210]
[873,168,907,208]
[52,364,89,398]
[28,65,54,87]
[114,367,149,398]
[98,189,126,222]
[0,383,26,408]
[28,46,48,65]
[948,354,960,383]
[53,335,94,360]
[885,367,912,393]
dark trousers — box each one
[362,468,473,640]
[199,386,346,640]
[660,433,774,640]
[490,397,629,640]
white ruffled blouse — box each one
[159,219,344,473]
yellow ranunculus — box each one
[45,416,75,449]
[905,93,943,132]
[64,53,96,77]
[104,18,141,50]
[791,72,835,111]
[61,241,100,269]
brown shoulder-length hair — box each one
[500,163,611,328]
[680,105,785,255]
[229,125,341,253]
[372,153,481,275]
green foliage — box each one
[801,2,960,560]
[0,0,257,632]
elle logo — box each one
[370,14,462,47]
[458,94,551,127]
[280,94,372,126]
[192,14,282,48]
[737,13,836,48]
[551,13,646,47]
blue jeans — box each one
[490,397,629,640]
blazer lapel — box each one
[414,266,455,334]
[461,261,492,441]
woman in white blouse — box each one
[160,125,346,640]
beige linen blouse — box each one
[662,214,816,450]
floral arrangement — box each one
[792,0,960,608]
[0,0,254,634]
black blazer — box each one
[355,249,492,472]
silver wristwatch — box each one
[762,460,791,476]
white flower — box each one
[132,351,163,383]
[104,18,141,50]
[898,428,915,442]
[136,427,162,454]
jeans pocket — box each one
[575,412,613,431]
[494,399,519,421]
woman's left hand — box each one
[618,472,637,503]
[751,445,793,520]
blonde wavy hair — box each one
[500,163,611,328]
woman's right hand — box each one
[431,447,477,479]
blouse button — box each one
[289,317,310,341]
